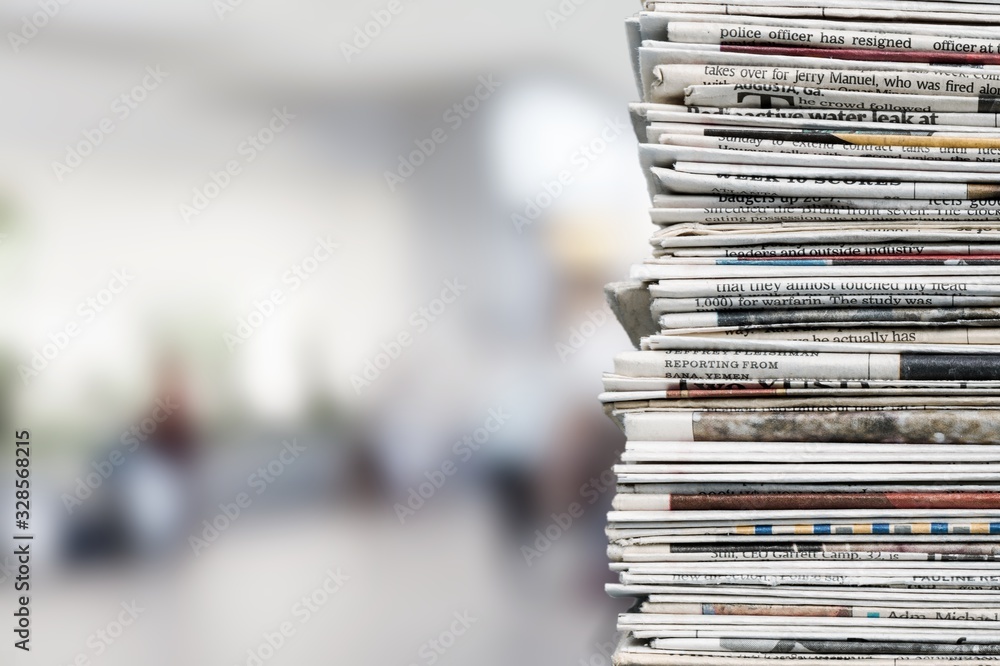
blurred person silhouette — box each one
[64,354,200,563]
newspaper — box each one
[652,125,998,142]
[651,196,1000,209]
[663,104,1000,127]
[613,465,1000,485]
[651,168,1000,201]
[620,409,1000,443]
[632,264,1000,279]
[652,296,1000,314]
[665,22,1000,54]
[654,240,1000,257]
[655,133,1000,159]
[639,602,1000,619]
[656,61,1000,96]
[620,484,1000,494]
[647,637,1000,654]
[651,145,1000,172]
[684,84,1000,112]
[604,3,1000,663]
[622,572,1000,589]
[646,0,1000,10]
[635,45,1000,104]
[641,107,1000,133]
[623,611,1000,628]
[602,388,1000,402]
[651,209,1000,224]
[648,0,1000,11]
[608,396,1000,409]
[631,586,1000,601]
[649,254,1000,264]
[613,491,1000,511]
[653,6,1000,25]
[654,227,1000,250]
[655,0,1000,13]
[602,374,1000,392]
[650,62,1000,103]
[600,374,1000,401]
[657,310,1000,330]
[644,335,1000,355]
[630,544,1000,560]
[650,279,1000,298]
[613,349,1000,381]
[672,161,1000,183]
[642,12,1000,38]
[620,441,1000,463]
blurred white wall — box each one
[0,1,648,664]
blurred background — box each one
[0,0,653,663]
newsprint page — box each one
[604,0,1000,663]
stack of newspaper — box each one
[602,0,1000,663]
